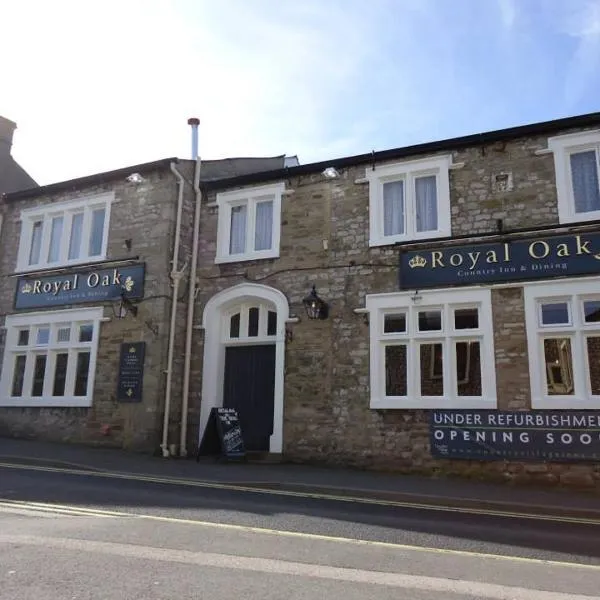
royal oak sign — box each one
[399,231,600,289]
[14,263,145,309]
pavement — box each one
[1,436,599,520]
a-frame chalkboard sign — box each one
[196,407,246,461]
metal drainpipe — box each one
[161,161,185,458]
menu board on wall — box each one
[117,342,146,402]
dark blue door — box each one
[223,344,276,452]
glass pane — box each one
[384,313,406,333]
[254,200,273,251]
[248,307,259,337]
[31,355,47,396]
[88,208,106,256]
[383,181,404,236]
[544,338,574,395]
[74,351,91,396]
[454,308,479,329]
[267,311,277,336]
[230,313,240,338]
[540,302,570,325]
[29,220,43,265]
[457,341,482,396]
[586,337,600,395]
[583,300,600,323]
[17,330,29,346]
[68,213,84,259]
[36,327,50,345]
[418,310,442,331]
[229,205,247,254]
[79,324,93,342]
[570,150,600,213]
[53,353,69,396]
[57,327,71,343]
[420,343,444,396]
[385,345,407,396]
[415,175,438,232]
[11,355,26,397]
[47,216,64,262]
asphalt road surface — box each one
[1,463,600,599]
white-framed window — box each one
[16,193,114,272]
[547,129,600,224]
[524,278,600,409]
[0,307,104,407]
[365,288,496,409]
[223,302,278,343]
[366,154,452,247]
[215,182,284,264]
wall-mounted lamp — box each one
[411,290,423,304]
[123,238,132,251]
[111,290,139,319]
[302,285,329,320]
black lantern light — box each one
[302,285,328,320]
[111,289,138,319]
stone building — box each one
[1,112,600,490]
[0,116,37,196]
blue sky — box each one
[2,0,600,186]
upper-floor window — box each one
[16,193,113,272]
[215,183,284,264]
[547,130,600,224]
[0,307,103,407]
[524,279,600,409]
[365,288,496,409]
[367,155,452,247]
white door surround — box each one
[198,283,290,453]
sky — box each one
[2,0,600,186]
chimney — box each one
[0,116,17,155]
[187,117,200,160]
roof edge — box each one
[203,111,600,191]
[3,157,179,201]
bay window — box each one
[366,288,496,409]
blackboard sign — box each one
[430,409,600,462]
[400,231,600,289]
[196,407,246,460]
[117,342,146,402]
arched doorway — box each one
[199,283,290,453]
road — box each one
[1,462,600,599]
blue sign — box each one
[400,231,600,289]
[117,342,146,402]
[15,263,145,309]
[431,410,600,462]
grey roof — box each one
[200,155,294,181]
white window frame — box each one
[525,278,600,409]
[215,182,284,264]
[0,307,104,407]
[547,129,600,224]
[367,154,452,247]
[16,193,114,272]
[366,288,496,409]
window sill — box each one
[215,250,280,265]
[558,209,600,226]
[370,397,497,410]
[0,397,93,408]
[532,397,600,409]
[16,255,109,274]
[369,230,450,248]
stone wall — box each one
[186,127,600,491]
[0,165,189,452]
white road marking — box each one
[0,534,596,600]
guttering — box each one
[161,161,186,458]
[180,153,202,457]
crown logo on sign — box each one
[408,255,427,269]
[123,276,135,292]
[21,282,32,293]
